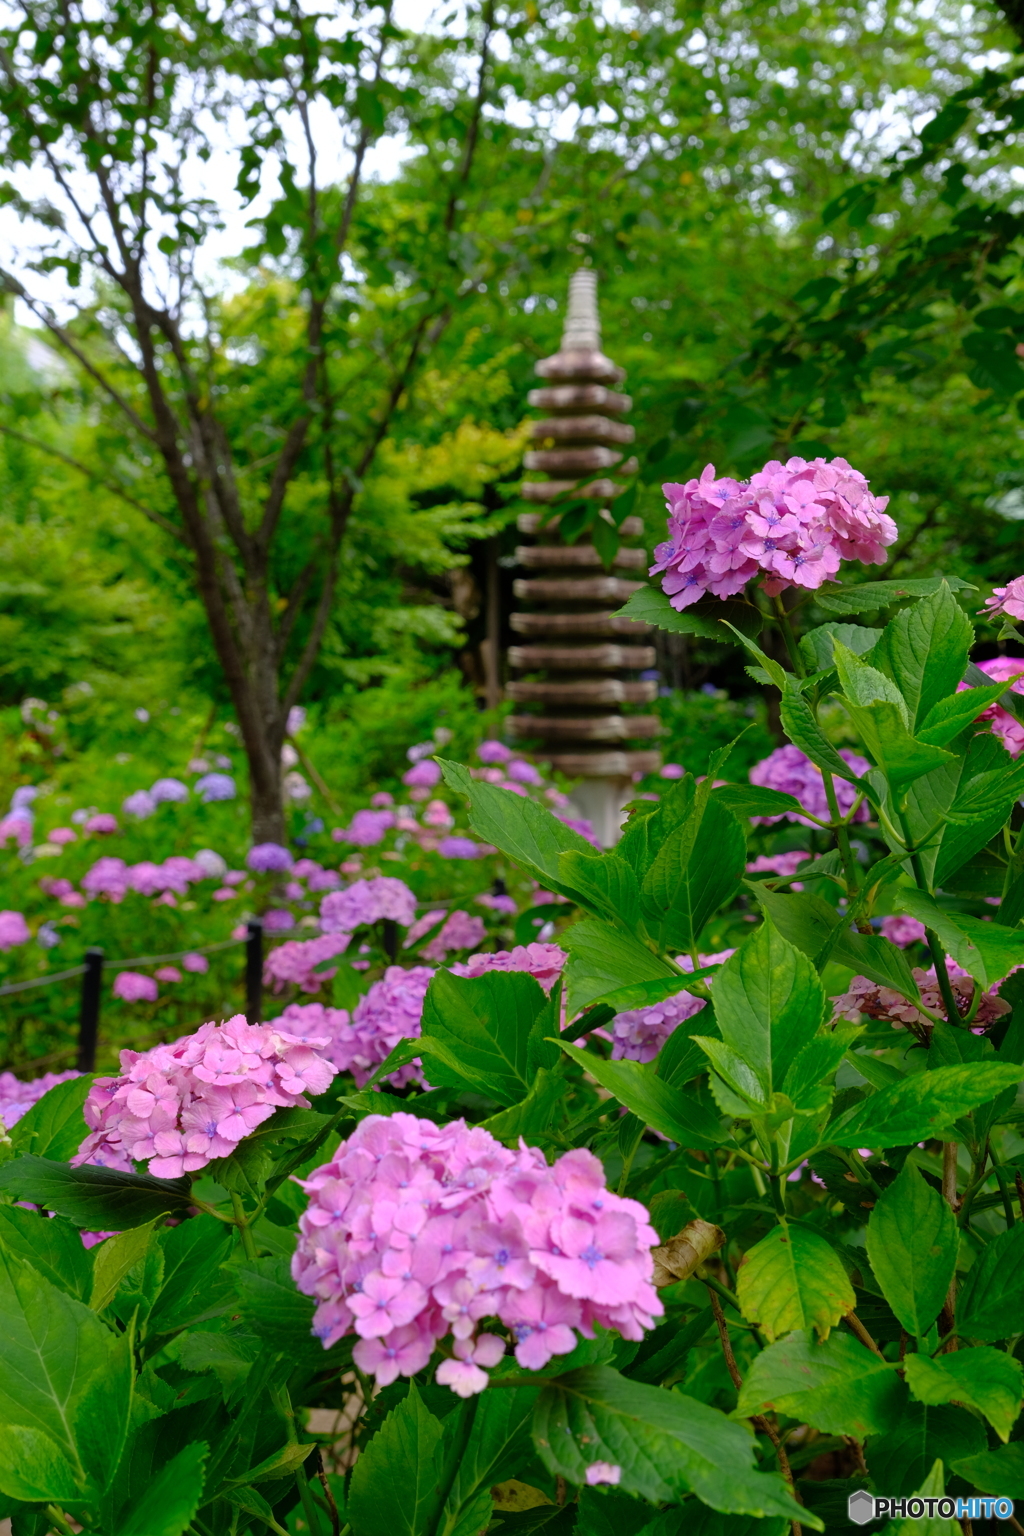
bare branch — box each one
[0,420,184,541]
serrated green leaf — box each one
[90,1220,159,1312]
[560,918,678,1017]
[0,1204,93,1301]
[904,1348,1023,1441]
[815,576,975,616]
[951,1441,1024,1496]
[865,1161,956,1339]
[709,784,804,821]
[438,759,598,903]
[348,1383,445,1536]
[612,586,763,641]
[112,1441,208,1536]
[917,679,1016,747]
[532,1365,815,1525]
[752,887,921,1001]
[712,921,827,1100]
[834,641,955,786]
[555,1040,724,1148]
[0,1155,193,1231]
[869,581,973,730]
[867,1403,985,1499]
[891,887,1024,987]
[735,1329,903,1437]
[957,1223,1024,1340]
[557,850,640,928]
[8,1075,93,1160]
[233,1256,319,1353]
[641,795,746,951]
[825,1062,1023,1149]
[736,1224,854,1341]
[420,968,552,1104]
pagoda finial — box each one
[560,268,601,351]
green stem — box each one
[821,767,862,904]
[231,1191,259,1260]
[768,1174,787,1218]
[993,1161,1017,1227]
[702,1271,743,1312]
[773,596,806,677]
[270,1380,321,1535]
[897,808,961,1027]
[44,1508,75,1536]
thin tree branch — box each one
[0,421,183,540]
[444,0,496,234]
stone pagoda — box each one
[508,268,661,843]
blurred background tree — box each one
[1,0,1022,805]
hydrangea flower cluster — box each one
[980,577,1024,624]
[651,456,896,609]
[292,1112,662,1395]
[112,971,158,1003]
[342,965,436,1087]
[454,943,567,993]
[337,808,396,847]
[959,656,1024,757]
[248,842,294,874]
[878,914,927,948]
[832,961,1011,1034]
[320,877,418,934]
[74,1014,337,1178]
[264,933,351,993]
[750,744,871,826]
[0,1069,79,1127]
[420,910,487,962]
[0,911,31,950]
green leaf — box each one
[826,1063,1022,1149]
[0,1248,132,1501]
[957,1223,1024,1340]
[735,1329,904,1437]
[557,851,640,928]
[532,1365,815,1525]
[736,1224,854,1341]
[815,576,975,616]
[146,1216,234,1337]
[348,1383,446,1536]
[420,968,552,1104]
[865,1161,956,1339]
[8,1075,92,1160]
[710,783,804,821]
[438,759,598,903]
[891,888,1024,987]
[870,581,973,730]
[592,972,714,1017]
[711,921,826,1100]
[877,1458,957,1536]
[903,731,1016,890]
[800,621,882,672]
[555,1040,725,1149]
[560,918,678,1017]
[752,887,921,1001]
[612,586,763,642]
[0,1424,81,1504]
[951,1441,1024,1497]
[233,1257,318,1354]
[438,1386,539,1536]
[224,1439,317,1488]
[0,1156,193,1231]
[833,640,955,786]
[482,1067,566,1143]
[90,1221,159,1312]
[866,1403,985,1498]
[778,680,875,793]
[111,1441,208,1536]
[916,678,1017,747]
[641,795,747,951]
[904,1348,1023,1441]
[0,1204,93,1301]
[782,1031,860,1116]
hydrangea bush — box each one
[3,456,1024,1533]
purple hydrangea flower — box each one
[150,777,190,803]
[337,808,396,847]
[435,836,481,860]
[749,744,871,826]
[506,759,542,785]
[247,842,294,874]
[122,790,157,819]
[0,1069,80,1126]
[402,760,442,789]
[195,773,236,803]
[320,877,417,933]
[477,740,512,764]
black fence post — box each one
[246,919,264,1024]
[77,948,104,1072]
[382,919,398,963]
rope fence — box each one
[0,897,467,1076]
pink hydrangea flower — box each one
[0,815,32,847]
[83,813,118,834]
[651,456,896,609]
[264,932,351,993]
[607,950,734,1063]
[403,760,442,789]
[154,966,182,983]
[746,851,811,879]
[48,827,77,845]
[832,959,1011,1033]
[337,809,396,847]
[325,965,437,1087]
[879,915,927,948]
[0,911,31,950]
[476,891,518,915]
[420,911,487,962]
[750,744,871,825]
[74,1013,336,1178]
[454,943,566,993]
[292,1113,661,1394]
[112,971,158,1003]
[0,1069,80,1127]
[320,877,417,933]
[981,577,1024,623]
[182,952,210,974]
[477,740,512,763]
[82,857,130,902]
